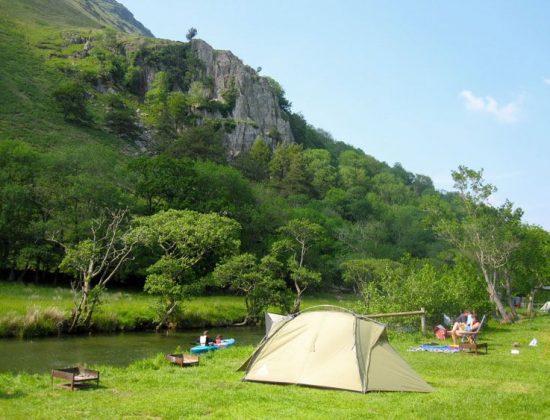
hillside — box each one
[0,0,541,331]
[0,0,153,37]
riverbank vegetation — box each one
[0,282,356,337]
[2,1,550,338]
[1,316,548,418]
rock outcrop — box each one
[191,39,294,156]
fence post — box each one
[420,307,426,335]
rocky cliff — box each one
[190,40,294,156]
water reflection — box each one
[0,327,264,374]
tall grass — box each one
[0,307,66,338]
[0,282,362,337]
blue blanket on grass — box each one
[408,344,461,353]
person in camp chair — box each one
[448,309,471,335]
[451,313,480,346]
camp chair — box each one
[459,315,488,355]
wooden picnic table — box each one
[51,367,100,390]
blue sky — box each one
[120,1,550,230]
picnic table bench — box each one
[51,367,100,390]
[166,353,200,367]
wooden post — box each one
[420,307,426,335]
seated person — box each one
[214,334,223,345]
[451,314,480,345]
[199,330,211,346]
[449,309,471,335]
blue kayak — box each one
[190,338,236,354]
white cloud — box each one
[543,77,550,86]
[459,90,521,123]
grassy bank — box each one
[0,282,356,337]
[1,316,549,419]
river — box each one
[0,327,264,374]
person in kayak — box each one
[214,335,223,345]
[199,330,212,345]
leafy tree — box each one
[127,156,196,214]
[53,81,92,124]
[269,144,310,196]
[144,71,173,137]
[167,91,190,130]
[272,219,323,313]
[213,253,289,324]
[234,137,272,181]
[191,161,256,221]
[341,258,403,311]
[104,94,138,138]
[338,150,369,189]
[370,172,413,205]
[123,65,142,95]
[162,124,226,163]
[425,166,521,321]
[302,149,337,198]
[186,27,198,41]
[265,77,291,112]
[337,220,393,259]
[507,225,550,316]
[57,209,137,332]
[130,209,241,330]
[0,140,42,276]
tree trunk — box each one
[503,271,517,319]
[527,290,536,318]
[290,295,301,314]
[69,280,90,333]
[485,273,510,321]
[155,301,178,332]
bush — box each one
[53,81,92,124]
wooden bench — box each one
[166,353,200,367]
[51,367,100,390]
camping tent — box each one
[264,312,292,337]
[241,307,432,393]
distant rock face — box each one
[191,39,294,157]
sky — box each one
[119,0,550,230]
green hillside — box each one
[0,0,153,37]
[0,0,547,335]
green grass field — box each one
[0,282,358,337]
[0,316,548,419]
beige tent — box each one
[242,307,432,393]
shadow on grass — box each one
[0,390,27,399]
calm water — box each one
[0,327,264,374]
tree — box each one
[53,81,92,124]
[57,209,137,332]
[0,140,42,277]
[186,27,198,41]
[130,209,241,331]
[425,166,521,321]
[507,225,550,316]
[127,156,196,214]
[269,144,310,196]
[273,219,323,313]
[302,149,337,198]
[104,94,138,138]
[340,258,401,308]
[265,77,291,112]
[213,253,289,324]
[162,125,226,163]
[234,137,272,181]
